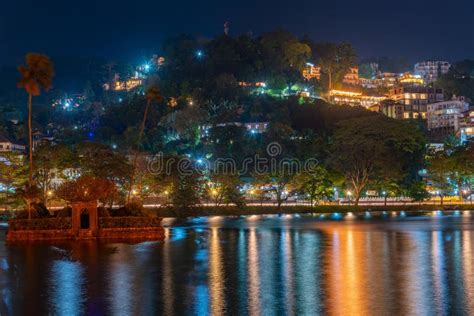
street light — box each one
[346,190,353,205]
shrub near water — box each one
[99,217,162,228]
[8,218,72,231]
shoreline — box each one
[153,204,473,218]
[1,204,472,222]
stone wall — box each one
[98,227,165,240]
[7,229,76,241]
[6,217,165,242]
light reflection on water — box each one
[1,215,474,314]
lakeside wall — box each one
[6,216,164,242]
[153,204,474,217]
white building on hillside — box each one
[426,97,469,133]
[0,134,26,153]
[414,61,450,83]
[458,110,474,143]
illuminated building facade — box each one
[458,110,474,142]
[342,67,359,85]
[302,63,321,80]
[388,86,444,118]
[328,90,386,108]
[302,64,358,84]
[0,134,25,153]
[426,97,469,134]
[378,100,405,120]
[414,61,450,83]
[399,73,424,85]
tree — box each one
[128,86,162,202]
[427,152,453,205]
[310,42,356,92]
[253,171,296,209]
[56,176,118,204]
[329,116,425,205]
[436,59,474,101]
[170,174,202,209]
[293,166,333,205]
[260,30,311,92]
[442,140,474,201]
[0,153,27,210]
[76,142,131,187]
[14,184,42,219]
[207,173,244,207]
[406,180,430,203]
[34,144,73,203]
[17,53,55,184]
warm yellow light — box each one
[329,89,362,97]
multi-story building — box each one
[359,72,423,89]
[302,64,358,85]
[0,134,26,153]
[378,100,406,120]
[426,97,469,135]
[328,90,387,108]
[388,86,444,118]
[302,63,321,80]
[342,67,359,85]
[414,61,450,83]
[103,74,144,92]
[399,72,424,86]
[458,109,474,143]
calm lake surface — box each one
[2,214,474,315]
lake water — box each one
[1,214,474,315]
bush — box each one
[12,210,40,219]
[113,200,145,217]
[8,217,72,231]
[56,207,72,217]
[98,207,111,217]
[32,203,51,218]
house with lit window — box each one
[342,67,359,85]
[0,134,26,153]
[302,63,321,80]
[388,86,444,119]
[458,109,474,143]
[426,97,469,135]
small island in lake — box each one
[6,176,164,242]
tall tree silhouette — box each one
[128,86,162,202]
[17,53,54,184]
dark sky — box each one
[1,0,473,66]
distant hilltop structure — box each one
[414,61,451,83]
[224,21,230,35]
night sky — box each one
[1,0,473,66]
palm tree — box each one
[17,53,54,185]
[127,86,162,202]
